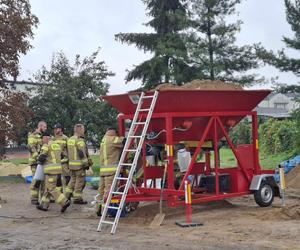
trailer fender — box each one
[250,175,279,195]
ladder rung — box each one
[116,177,128,180]
[112,191,124,195]
[142,95,154,99]
[125,149,137,152]
[106,206,119,210]
[133,122,146,125]
[102,220,114,225]
[121,163,133,166]
[129,135,142,138]
[138,109,150,112]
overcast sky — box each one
[19,0,300,94]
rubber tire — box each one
[254,181,275,207]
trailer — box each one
[100,89,279,231]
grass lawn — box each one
[218,148,290,170]
[1,149,291,174]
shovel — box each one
[149,163,167,228]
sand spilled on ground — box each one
[124,200,234,225]
[286,164,300,190]
[154,80,243,91]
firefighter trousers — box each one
[30,165,42,201]
[61,163,70,193]
[40,174,68,209]
[65,169,86,201]
[98,174,115,202]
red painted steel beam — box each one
[179,117,214,190]
[175,191,252,206]
[213,117,220,195]
[166,114,174,189]
[252,112,260,174]
[216,117,251,182]
[119,111,253,120]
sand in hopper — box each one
[154,79,243,91]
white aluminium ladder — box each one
[97,91,159,234]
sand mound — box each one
[154,80,243,91]
[281,205,300,220]
[123,200,233,225]
[286,164,300,190]
[0,162,23,176]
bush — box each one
[292,108,300,153]
[260,118,297,155]
[229,121,252,146]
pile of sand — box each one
[281,205,300,220]
[154,79,243,91]
[0,162,24,176]
[286,164,300,190]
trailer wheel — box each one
[254,181,275,207]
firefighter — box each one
[52,123,70,191]
[65,124,92,204]
[98,127,125,206]
[27,120,47,205]
[36,134,71,212]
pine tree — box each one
[115,0,190,89]
[188,0,260,85]
[258,0,300,76]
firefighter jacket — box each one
[27,131,43,166]
[38,140,62,175]
[53,134,68,165]
[99,134,124,176]
[67,135,89,170]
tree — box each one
[0,0,38,158]
[115,0,191,89]
[28,50,117,149]
[257,0,300,153]
[258,0,300,77]
[0,0,39,83]
[188,0,261,85]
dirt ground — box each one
[0,180,300,250]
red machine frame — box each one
[103,90,273,207]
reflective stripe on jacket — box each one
[99,134,124,176]
[40,141,62,174]
[67,135,88,170]
[53,134,69,164]
[27,131,42,166]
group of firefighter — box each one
[28,120,124,214]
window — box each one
[274,103,287,110]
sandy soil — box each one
[153,80,243,91]
[0,181,300,250]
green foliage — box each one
[0,0,38,158]
[187,0,261,85]
[256,0,300,76]
[28,50,117,148]
[259,118,297,155]
[229,121,252,146]
[292,108,300,153]
[0,0,39,82]
[273,83,300,93]
[115,0,191,89]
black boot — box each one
[96,204,102,217]
[61,199,71,213]
[73,199,88,205]
[36,204,48,211]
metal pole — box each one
[279,165,286,207]
[185,180,192,224]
